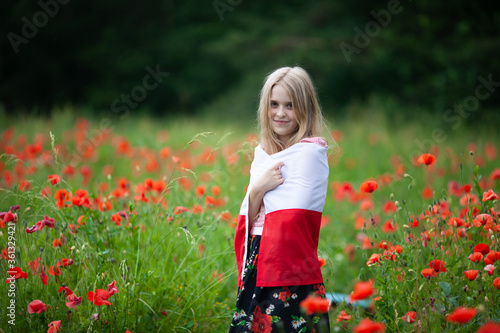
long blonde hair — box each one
[258,66,326,154]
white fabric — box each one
[251,226,263,235]
[238,142,329,279]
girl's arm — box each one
[248,161,284,223]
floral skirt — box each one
[229,235,330,333]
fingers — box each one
[270,161,284,170]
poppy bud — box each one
[390,193,394,200]
[395,201,400,208]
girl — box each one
[230,67,331,333]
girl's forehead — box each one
[270,84,291,100]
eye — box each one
[287,103,292,109]
[270,101,278,107]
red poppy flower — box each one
[336,310,351,322]
[493,277,500,290]
[107,280,119,296]
[360,180,378,193]
[473,214,494,228]
[382,201,397,214]
[474,243,491,255]
[48,174,60,185]
[464,270,479,281]
[62,165,75,176]
[48,265,62,276]
[66,294,82,308]
[47,320,61,333]
[28,300,47,314]
[174,206,189,215]
[483,189,499,202]
[195,185,206,197]
[459,193,479,206]
[381,220,397,233]
[402,311,416,323]
[391,245,403,255]
[211,185,221,196]
[468,252,484,263]
[366,253,381,267]
[54,189,71,208]
[447,217,466,228]
[0,247,9,260]
[429,259,447,272]
[299,295,331,315]
[87,289,112,306]
[52,238,62,248]
[5,266,28,283]
[353,318,385,333]
[19,179,31,191]
[318,258,326,268]
[40,265,48,285]
[3,211,17,223]
[111,214,122,226]
[350,280,375,302]
[421,268,437,279]
[417,153,436,166]
[485,251,500,265]
[27,257,40,275]
[77,215,87,225]
[41,215,55,228]
[490,168,500,181]
[422,186,433,200]
[250,305,272,333]
[97,201,112,212]
[446,307,477,324]
[484,265,496,276]
[360,198,374,211]
[57,258,73,267]
[477,322,500,333]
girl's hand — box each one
[252,161,285,196]
[248,161,284,223]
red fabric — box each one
[235,214,247,289]
[235,209,323,287]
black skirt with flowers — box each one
[229,235,330,333]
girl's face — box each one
[269,84,298,143]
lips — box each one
[274,120,289,125]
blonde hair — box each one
[258,66,326,154]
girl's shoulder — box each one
[299,137,328,148]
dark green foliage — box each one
[1,1,499,123]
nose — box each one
[276,106,285,117]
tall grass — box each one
[0,110,498,332]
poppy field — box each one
[1,113,500,332]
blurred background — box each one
[1,0,500,125]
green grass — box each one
[0,109,499,332]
